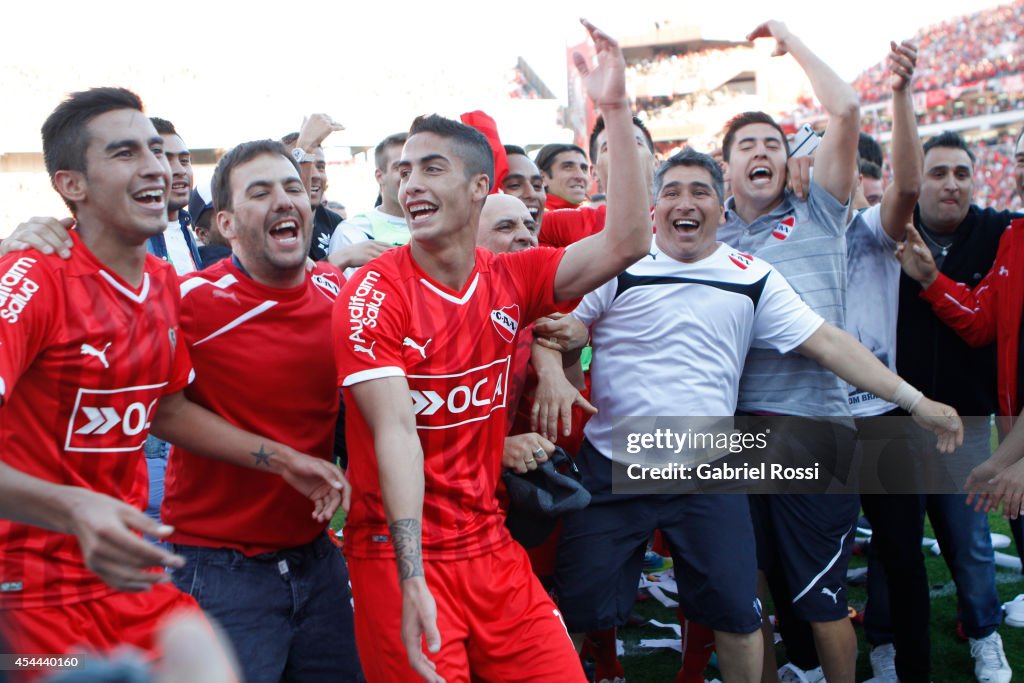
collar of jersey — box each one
[723,190,795,233]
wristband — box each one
[892,381,924,413]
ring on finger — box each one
[532,447,546,460]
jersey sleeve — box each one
[163,273,193,394]
[806,179,850,238]
[538,210,574,248]
[856,204,896,251]
[333,265,408,387]
[750,267,824,353]
[917,224,1014,348]
[0,255,60,405]
[500,247,581,323]
[570,276,614,328]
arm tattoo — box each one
[390,518,425,580]
[251,444,274,467]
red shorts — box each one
[0,583,201,681]
[349,541,585,683]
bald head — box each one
[477,194,538,254]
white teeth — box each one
[408,202,435,212]
[137,190,163,198]
[673,219,699,228]
[275,221,297,230]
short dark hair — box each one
[503,144,528,158]
[374,133,408,171]
[721,111,789,162]
[41,87,146,212]
[859,160,882,180]
[211,139,299,213]
[588,115,655,163]
[858,133,883,168]
[150,117,177,137]
[42,87,145,179]
[280,132,300,147]
[653,147,726,203]
[408,114,494,189]
[535,143,587,176]
[923,131,976,164]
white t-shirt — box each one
[327,208,410,278]
[574,242,824,458]
[164,220,198,275]
[844,203,900,416]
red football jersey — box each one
[333,245,575,560]
[0,231,191,608]
[539,205,606,249]
[162,259,345,555]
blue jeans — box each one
[172,533,363,683]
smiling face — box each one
[725,122,788,213]
[61,109,171,245]
[162,133,192,215]
[477,194,538,254]
[308,146,327,207]
[653,163,723,264]
[217,152,312,286]
[919,146,974,233]
[542,150,589,205]
[501,153,546,226]
[398,132,489,245]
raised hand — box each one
[888,40,918,92]
[573,18,627,109]
[746,20,794,57]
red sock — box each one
[584,628,624,682]
[676,606,715,683]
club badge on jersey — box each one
[728,251,754,270]
[772,216,796,241]
[489,304,520,343]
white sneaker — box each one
[1002,593,1024,628]
[777,663,825,683]
[868,643,898,682]
[968,632,1012,683]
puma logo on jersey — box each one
[212,289,240,304]
[80,342,112,369]
[820,586,842,604]
[772,216,795,240]
[999,266,1009,277]
[403,337,432,359]
[353,341,377,360]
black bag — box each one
[502,447,590,549]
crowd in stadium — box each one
[2,6,1024,683]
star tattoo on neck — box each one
[251,444,274,467]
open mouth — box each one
[749,167,773,185]
[133,188,166,206]
[171,182,189,193]
[407,201,438,222]
[269,218,300,243]
[672,218,700,233]
[527,205,540,219]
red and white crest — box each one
[728,251,753,270]
[772,216,796,241]
[490,304,520,342]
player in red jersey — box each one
[0,90,344,668]
[331,19,651,683]
[0,87,199,665]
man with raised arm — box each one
[331,19,650,683]
[715,20,863,683]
